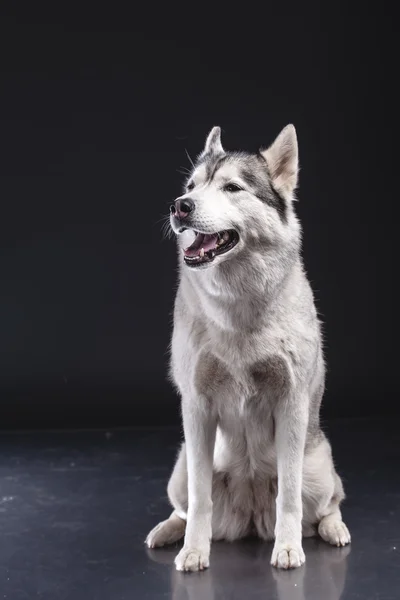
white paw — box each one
[174,546,210,572]
[319,519,351,547]
[271,541,305,569]
[146,521,169,549]
[145,517,185,548]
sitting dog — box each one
[146,125,350,571]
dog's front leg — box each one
[271,392,308,569]
[174,395,217,572]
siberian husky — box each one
[146,125,350,571]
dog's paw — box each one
[146,521,171,548]
[174,545,210,572]
[318,518,351,547]
[271,541,305,569]
[145,517,186,548]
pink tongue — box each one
[184,233,218,257]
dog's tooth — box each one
[223,231,229,241]
[200,248,205,257]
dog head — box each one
[170,125,300,270]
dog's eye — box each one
[224,183,242,193]
[186,181,195,191]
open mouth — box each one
[183,229,239,267]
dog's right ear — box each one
[202,126,224,156]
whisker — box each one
[154,214,170,225]
[159,215,174,241]
[185,149,195,169]
[177,167,192,176]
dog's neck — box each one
[180,248,303,333]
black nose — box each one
[173,198,194,219]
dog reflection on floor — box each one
[146,538,350,600]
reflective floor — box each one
[0,419,399,599]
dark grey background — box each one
[0,5,396,429]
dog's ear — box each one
[261,125,298,195]
[203,126,224,156]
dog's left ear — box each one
[203,126,224,156]
[261,125,298,195]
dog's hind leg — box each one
[302,439,351,548]
[146,511,186,548]
[146,443,188,548]
[318,473,351,547]
[318,509,351,547]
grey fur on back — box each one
[146,125,350,571]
